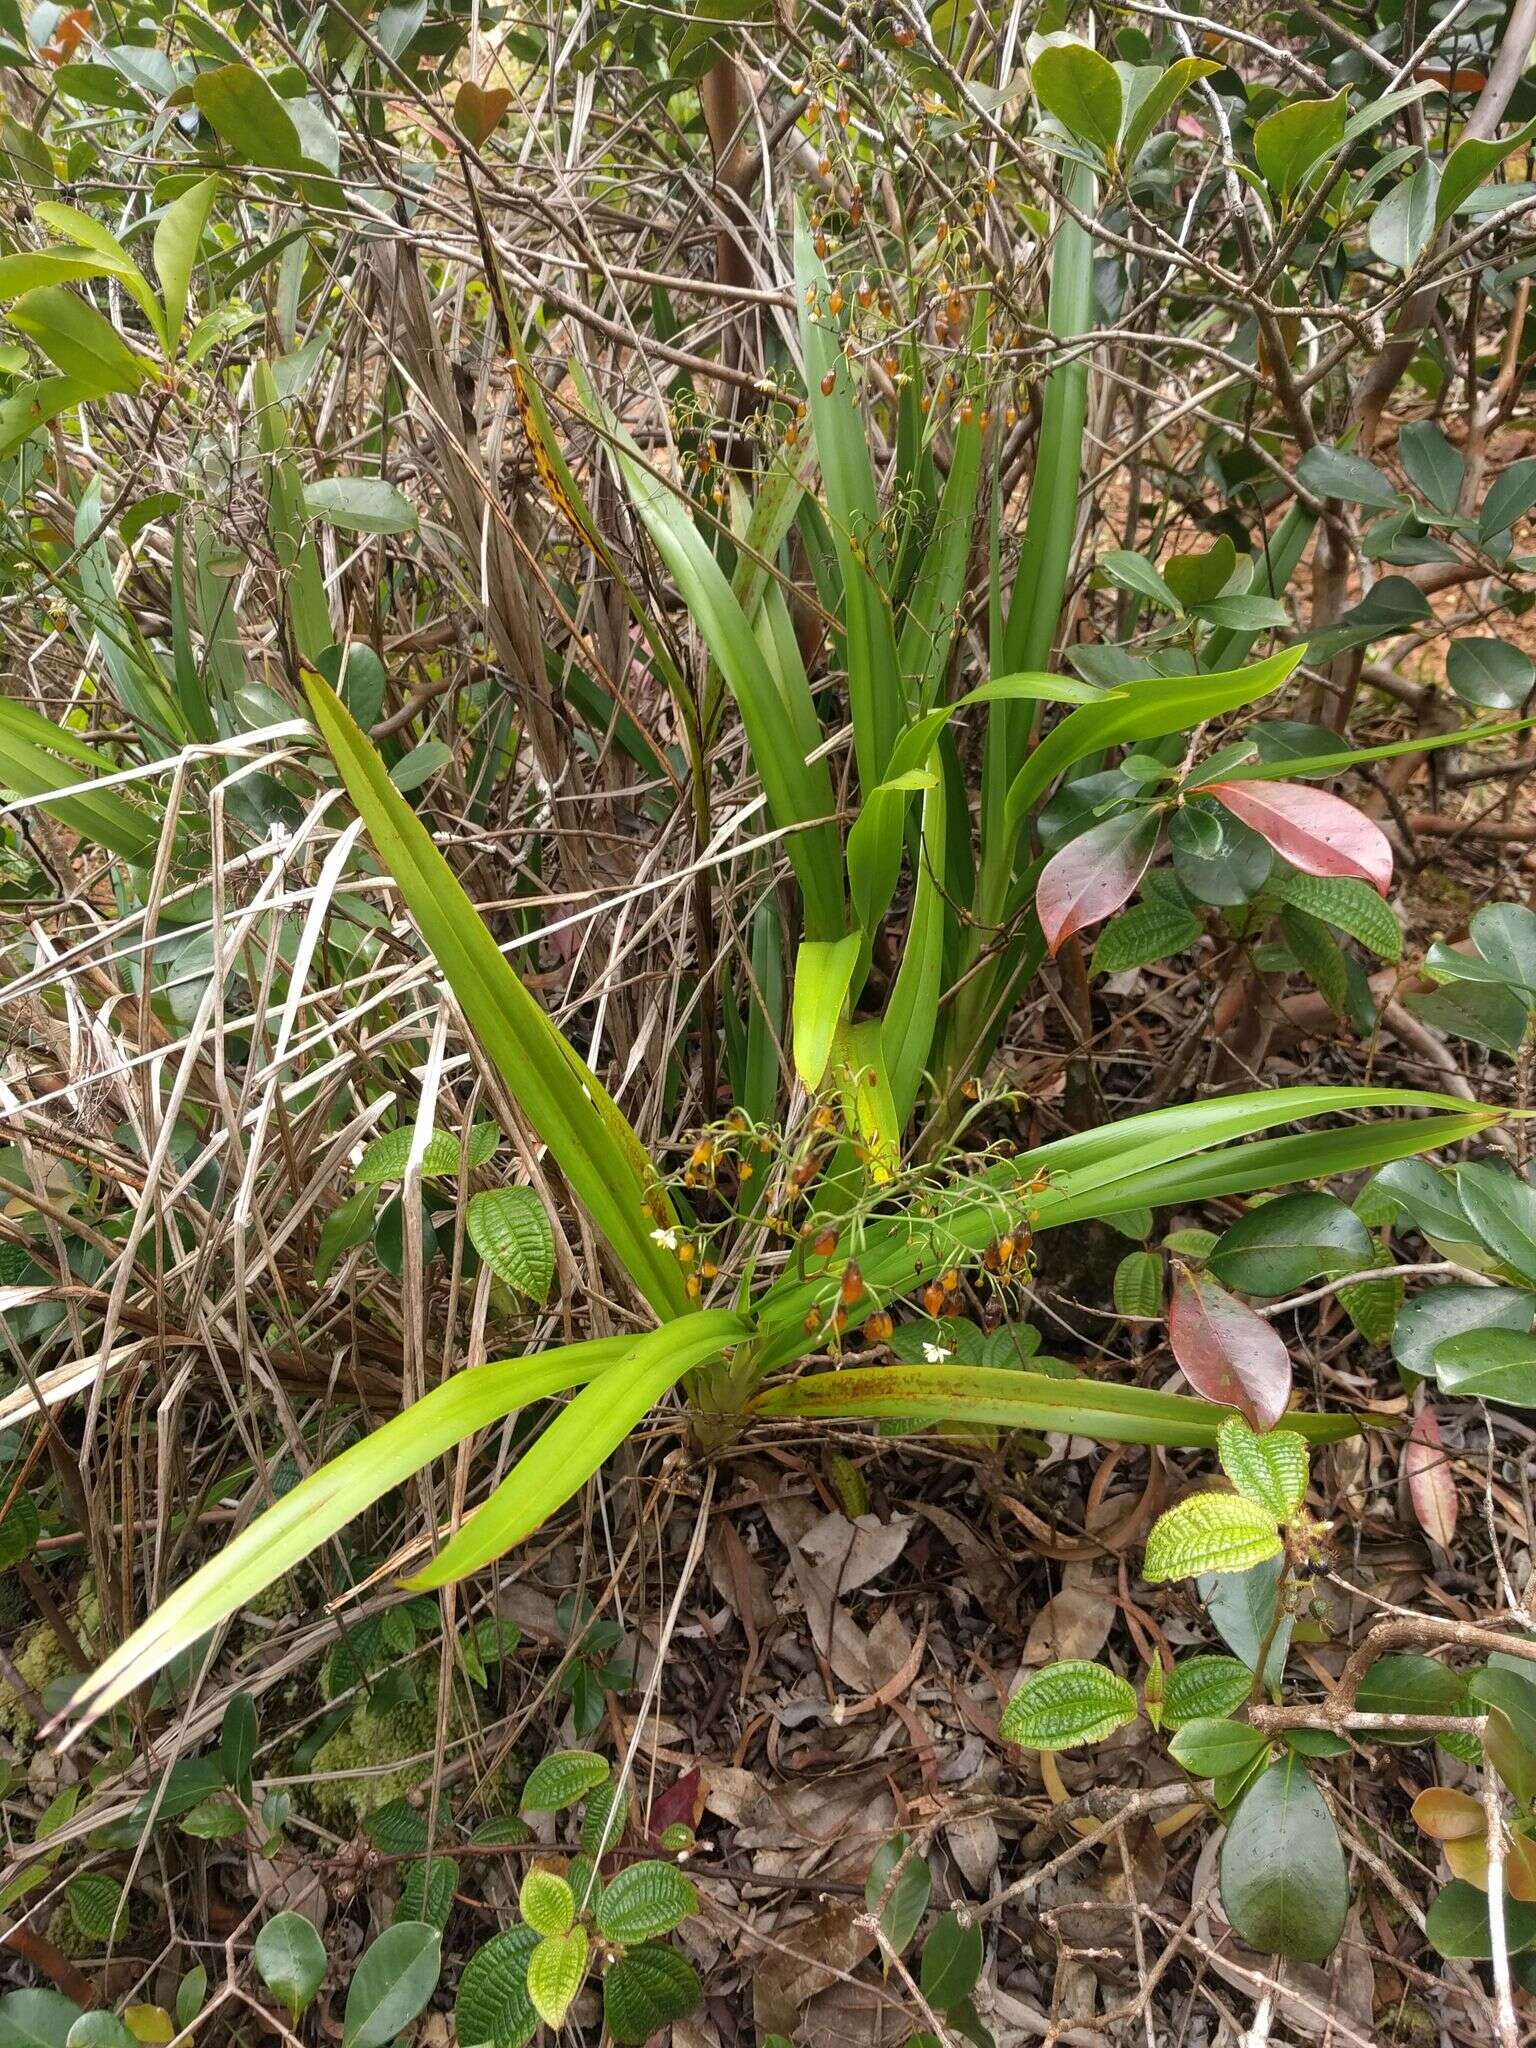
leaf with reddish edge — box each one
[1404,1400,1458,1550]
[1194,780,1392,895]
[1037,811,1161,957]
[1167,1268,1292,1431]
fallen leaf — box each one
[1168,1267,1292,1430]
[1404,1401,1458,1550]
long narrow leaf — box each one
[612,440,845,941]
[752,1364,1357,1446]
[304,672,690,1319]
[407,1311,748,1587]
[58,1339,635,1738]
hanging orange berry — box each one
[821,369,837,396]
[828,288,844,315]
[921,1281,945,1317]
[863,1311,893,1345]
[857,276,873,308]
[813,1226,839,1257]
[804,1307,822,1334]
[840,1261,864,1307]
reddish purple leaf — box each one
[1036,811,1161,957]
[1167,1269,1292,1431]
[1404,1400,1457,1551]
[1194,779,1392,895]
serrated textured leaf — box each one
[603,1944,703,2045]
[595,1860,698,1942]
[1162,1655,1254,1728]
[1113,1250,1163,1319]
[364,1798,428,1854]
[1091,899,1201,975]
[520,1750,610,1813]
[1144,1493,1282,1583]
[525,1929,586,2029]
[579,1780,627,1858]
[1216,1418,1308,1519]
[454,1928,538,2048]
[398,1858,458,1931]
[0,1491,39,1569]
[999,1660,1138,1750]
[355,1122,497,1185]
[518,1870,574,1938]
[467,1188,554,1303]
[65,1874,124,1941]
[1337,1243,1403,1344]
[1268,869,1402,959]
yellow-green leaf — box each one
[1143,1492,1282,1583]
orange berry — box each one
[785,423,799,446]
[828,288,844,315]
[813,1227,839,1257]
[942,1268,960,1294]
[849,195,864,225]
[857,276,873,308]
[804,1307,821,1333]
[863,1311,893,1344]
[821,369,837,396]
[814,228,829,259]
[686,1274,701,1299]
[922,1282,945,1317]
[840,1261,864,1307]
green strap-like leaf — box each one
[59,1338,634,1736]
[303,669,689,1319]
[406,1311,749,1588]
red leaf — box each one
[1404,1401,1458,1551]
[645,1767,704,1844]
[1167,1269,1292,1431]
[1195,780,1392,895]
[454,80,514,147]
[1036,812,1160,957]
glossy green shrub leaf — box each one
[0,1995,82,2048]
[1356,1654,1469,1740]
[521,1749,610,1813]
[1162,1656,1253,1729]
[1426,1880,1536,1958]
[1336,1244,1404,1346]
[455,1928,538,2048]
[603,1945,702,2045]
[864,1834,931,1954]
[526,1928,587,2028]
[365,1797,429,1854]
[1208,1191,1372,1298]
[253,1913,327,2023]
[174,1969,207,2032]
[1168,1717,1269,1779]
[467,1187,554,1303]
[920,1912,982,2010]
[999,1660,1138,1749]
[1254,90,1347,205]
[341,1923,441,2048]
[580,1780,628,1858]
[1219,1756,1347,1961]
[8,286,146,396]
[63,2018,132,2048]
[1144,1493,1282,1583]
[519,1870,574,1938]
[594,1860,698,1942]
[1032,41,1122,153]
[1434,1326,1536,1405]
[1216,1418,1308,1519]
[1456,1162,1536,1284]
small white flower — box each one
[922,1342,952,1364]
[650,1226,679,1251]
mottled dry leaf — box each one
[1404,1401,1458,1550]
[1024,1583,1116,1666]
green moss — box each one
[0,1585,102,1742]
[305,1694,442,1827]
